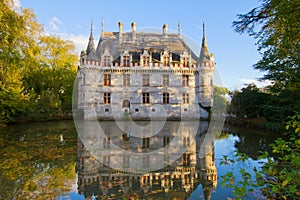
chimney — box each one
[131,22,136,40]
[118,21,123,41]
[163,24,168,36]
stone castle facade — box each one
[77,21,215,120]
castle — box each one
[77,21,215,120]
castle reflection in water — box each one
[76,121,217,200]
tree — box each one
[212,86,229,115]
[233,0,300,89]
[0,0,78,125]
[23,35,78,114]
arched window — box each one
[122,100,130,108]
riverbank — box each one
[0,113,73,128]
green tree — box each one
[212,86,229,115]
[23,35,78,114]
[233,0,300,88]
[0,0,78,125]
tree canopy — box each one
[233,0,300,89]
[0,0,78,126]
[230,0,300,125]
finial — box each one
[178,19,181,35]
[101,17,104,33]
[90,19,93,33]
[203,22,205,37]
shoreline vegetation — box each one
[225,116,284,132]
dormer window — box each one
[182,57,189,68]
[102,49,111,67]
[141,50,150,67]
[103,55,111,67]
[123,55,130,67]
[163,55,169,67]
[142,56,149,67]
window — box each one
[182,93,189,104]
[184,174,191,184]
[163,55,169,66]
[183,136,190,147]
[162,75,169,86]
[122,133,130,141]
[182,75,189,86]
[182,57,189,68]
[103,93,111,104]
[142,74,150,86]
[142,176,150,184]
[142,93,150,104]
[163,136,170,147]
[163,92,169,104]
[122,100,130,108]
[103,56,110,66]
[123,56,130,67]
[183,153,190,166]
[123,74,130,86]
[104,74,111,86]
[83,74,86,85]
[142,137,150,148]
[103,137,110,149]
[142,56,149,67]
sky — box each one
[18,0,269,90]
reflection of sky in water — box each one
[0,120,274,200]
[189,134,266,200]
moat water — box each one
[0,120,280,200]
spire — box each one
[101,17,104,33]
[199,22,210,62]
[178,19,181,36]
[86,20,95,55]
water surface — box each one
[0,121,279,199]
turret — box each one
[86,21,95,56]
[196,23,215,108]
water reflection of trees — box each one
[76,121,218,200]
[225,126,280,160]
[0,122,77,200]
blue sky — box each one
[18,0,269,90]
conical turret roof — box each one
[199,23,210,62]
[86,21,95,56]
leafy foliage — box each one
[230,0,300,128]
[229,84,294,123]
[0,0,78,126]
[233,0,300,88]
[221,114,300,199]
[212,86,229,115]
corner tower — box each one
[196,23,215,108]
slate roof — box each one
[87,32,200,62]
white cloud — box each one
[67,34,90,54]
[49,17,63,31]
[55,33,91,54]
[238,78,273,89]
[9,0,21,11]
